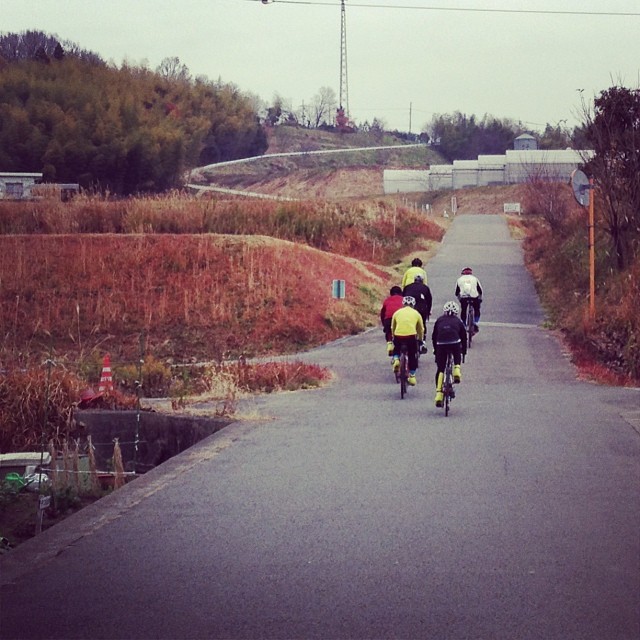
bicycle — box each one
[396,343,410,398]
[442,352,456,416]
[462,298,475,349]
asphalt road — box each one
[2,214,639,639]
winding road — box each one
[2,214,639,639]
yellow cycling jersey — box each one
[391,306,425,340]
[401,266,428,288]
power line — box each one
[250,1,640,18]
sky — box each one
[2,0,640,134]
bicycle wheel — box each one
[400,350,408,399]
[444,355,453,416]
[466,303,474,348]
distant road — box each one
[2,214,639,639]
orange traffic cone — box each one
[98,354,114,393]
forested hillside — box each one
[0,32,266,194]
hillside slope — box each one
[1,234,390,363]
[196,125,447,200]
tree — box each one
[538,123,572,150]
[156,56,190,83]
[582,85,640,270]
[34,46,50,64]
[310,86,336,128]
[426,112,524,161]
[265,94,283,126]
[0,51,267,193]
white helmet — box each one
[443,300,459,315]
[402,296,416,307]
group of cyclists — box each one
[380,257,483,407]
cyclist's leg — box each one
[452,344,462,382]
[472,298,481,329]
[460,298,469,326]
[434,346,446,406]
[392,336,401,371]
[383,318,392,341]
[407,337,419,372]
[418,309,429,352]
[407,336,418,385]
[398,335,418,386]
[383,319,394,354]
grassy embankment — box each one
[0,192,445,451]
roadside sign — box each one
[503,203,521,214]
[571,169,590,207]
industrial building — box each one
[383,147,594,195]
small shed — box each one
[514,134,537,151]
[0,172,43,200]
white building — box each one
[383,149,593,195]
[504,149,593,184]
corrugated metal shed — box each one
[452,160,478,189]
[426,165,453,191]
[383,170,430,194]
[477,155,506,186]
[505,149,593,183]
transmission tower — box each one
[336,0,351,130]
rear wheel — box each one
[400,351,408,399]
[444,356,453,416]
[466,304,474,348]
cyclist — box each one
[401,257,428,288]
[380,285,404,355]
[391,296,424,386]
[402,274,432,352]
[455,266,483,334]
[431,300,467,408]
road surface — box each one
[2,214,639,639]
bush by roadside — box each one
[511,186,640,384]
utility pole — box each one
[339,0,349,116]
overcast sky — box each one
[3,0,640,133]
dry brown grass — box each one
[0,233,391,364]
[0,192,447,451]
[513,194,640,384]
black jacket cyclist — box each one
[431,301,467,408]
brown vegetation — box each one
[516,183,640,384]
[0,188,445,454]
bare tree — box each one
[156,56,191,82]
[310,86,337,128]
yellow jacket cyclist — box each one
[391,296,425,386]
[401,257,428,288]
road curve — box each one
[2,214,639,640]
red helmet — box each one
[461,267,473,275]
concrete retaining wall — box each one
[74,410,232,473]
